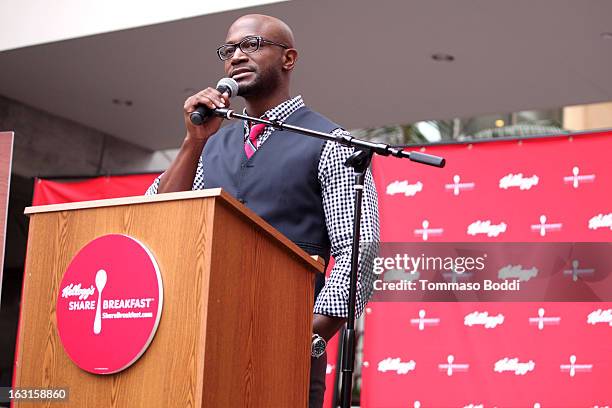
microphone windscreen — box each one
[216,77,239,97]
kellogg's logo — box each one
[377,357,416,375]
[464,311,505,329]
[56,234,163,374]
[467,220,507,237]
[499,173,539,190]
[588,213,612,230]
[494,357,535,375]
[386,180,423,197]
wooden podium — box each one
[14,189,323,407]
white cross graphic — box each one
[533,404,541,408]
[563,166,596,188]
[530,215,562,237]
[563,259,595,282]
[414,220,444,241]
[528,307,561,330]
[410,309,441,331]
[445,174,475,196]
[438,354,469,376]
[413,401,421,408]
[560,355,593,377]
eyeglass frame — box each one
[216,35,289,61]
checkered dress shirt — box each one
[146,96,379,317]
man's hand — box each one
[157,88,230,193]
[313,313,346,341]
[183,88,230,141]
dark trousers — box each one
[309,352,327,408]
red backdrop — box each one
[32,131,612,407]
[32,174,159,205]
[364,131,612,407]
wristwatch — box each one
[311,334,327,358]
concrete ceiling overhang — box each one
[1,0,611,150]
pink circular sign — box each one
[56,234,163,374]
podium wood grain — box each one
[15,190,320,407]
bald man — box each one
[146,14,379,407]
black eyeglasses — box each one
[216,35,289,61]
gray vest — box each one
[201,106,341,297]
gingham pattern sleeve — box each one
[144,155,206,195]
[145,175,161,195]
[314,130,380,318]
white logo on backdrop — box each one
[386,180,423,197]
[414,220,444,241]
[445,175,475,195]
[494,357,535,375]
[498,265,538,282]
[530,215,563,236]
[438,355,469,376]
[563,260,595,282]
[529,307,561,330]
[563,166,595,188]
[467,220,507,237]
[377,357,416,375]
[588,213,612,230]
[499,173,539,190]
[587,309,612,326]
[464,311,505,329]
[410,309,441,331]
[560,355,593,377]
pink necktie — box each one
[245,123,266,158]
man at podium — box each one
[146,14,379,408]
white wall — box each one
[0,0,286,52]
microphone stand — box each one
[213,108,445,408]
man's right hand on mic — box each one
[157,88,230,193]
[183,87,230,141]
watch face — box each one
[312,337,326,357]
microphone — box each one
[408,151,445,168]
[189,78,239,125]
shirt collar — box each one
[243,95,305,133]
